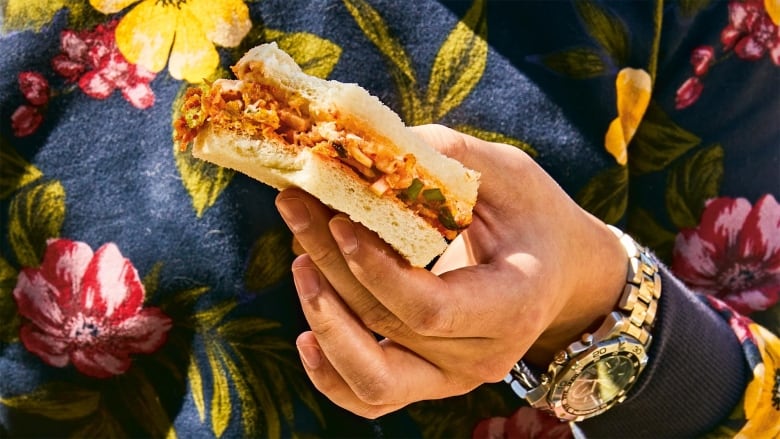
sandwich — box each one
[174,43,480,267]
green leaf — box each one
[452,124,538,157]
[629,101,701,175]
[264,29,343,79]
[221,348,265,438]
[343,0,423,123]
[1,0,106,33]
[426,0,488,122]
[679,0,713,17]
[626,208,677,264]
[575,0,629,65]
[69,408,126,439]
[407,385,511,439]
[142,261,164,303]
[575,165,629,224]
[8,180,66,268]
[0,256,20,343]
[160,286,210,317]
[193,300,236,332]
[0,136,43,199]
[217,317,282,341]
[666,145,724,229]
[0,382,100,421]
[540,47,607,79]
[244,229,293,291]
[116,369,177,439]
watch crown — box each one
[540,373,551,385]
[553,351,568,365]
[581,333,594,345]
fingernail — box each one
[276,197,311,233]
[330,217,358,255]
[292,266,320,301]
[297,344,322,369]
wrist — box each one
[525,219,628,366]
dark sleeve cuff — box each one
[577,265,750,438]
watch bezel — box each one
[546,335,649,421]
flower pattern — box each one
[88,0,252,83]
[52,20,157,109]
[12,239,172,378]
[472,407,573,439]
[676,0,780,109]
[672,195,780,314]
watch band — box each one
[504,225,662,419]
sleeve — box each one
[578,265,780,438]
[578,265,749,438]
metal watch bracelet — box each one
[504,225,662,418]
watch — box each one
[504,225,662,421]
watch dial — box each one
[564,354,637,413]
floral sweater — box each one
[1,0,778,438]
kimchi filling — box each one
[174,82,467,239]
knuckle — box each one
[409,301,455,337]
[352,368,395,406]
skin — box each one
[274,124,628,419]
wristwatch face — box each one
[561,352,641,415]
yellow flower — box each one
[89,0,251,83]
[766,0,780,25]
[604,68,652,166]
[736,323,780,439]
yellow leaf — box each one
[0,137,43,199]
[142,261,164,302]
[9,180,66,268]
[604,68,652,165]
[2,0,65,32]
[342,0,422,123]
[188,352,207,422]
[0,382,100,420]
[766,0,780,25]
[218,345,263,437]
[426,0,488,122]
[206,343,232,438]
[193,300,236,331]
[265,29,343,79]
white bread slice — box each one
[191,43,480,267]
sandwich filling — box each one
[174,72,471,239]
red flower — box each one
[721,0,780,65]
[51,20,156,109]
[690,45,715,76]
[18,72,50,106]
[11,105,43,137]
[674,76,704,109]
[13,239,172,378]
[672,195,780,314]
[472,407,573,439]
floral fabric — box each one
[1,0,778,438]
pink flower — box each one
[674,76,704,109]
[472,407,573,439]
[672,195,780,314]
[13,239,172,378]
[721,0,780,65]
[690,45,715,76]
[18,72,50,106]
[51,20,156,109]
[11,105,43,137]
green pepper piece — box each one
[422,188,446,202]
[404,178,424,200]
[438,207,461,231]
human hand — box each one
[275,124,628,418]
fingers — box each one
[292,255,478,417]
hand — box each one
[275,124,628,418]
